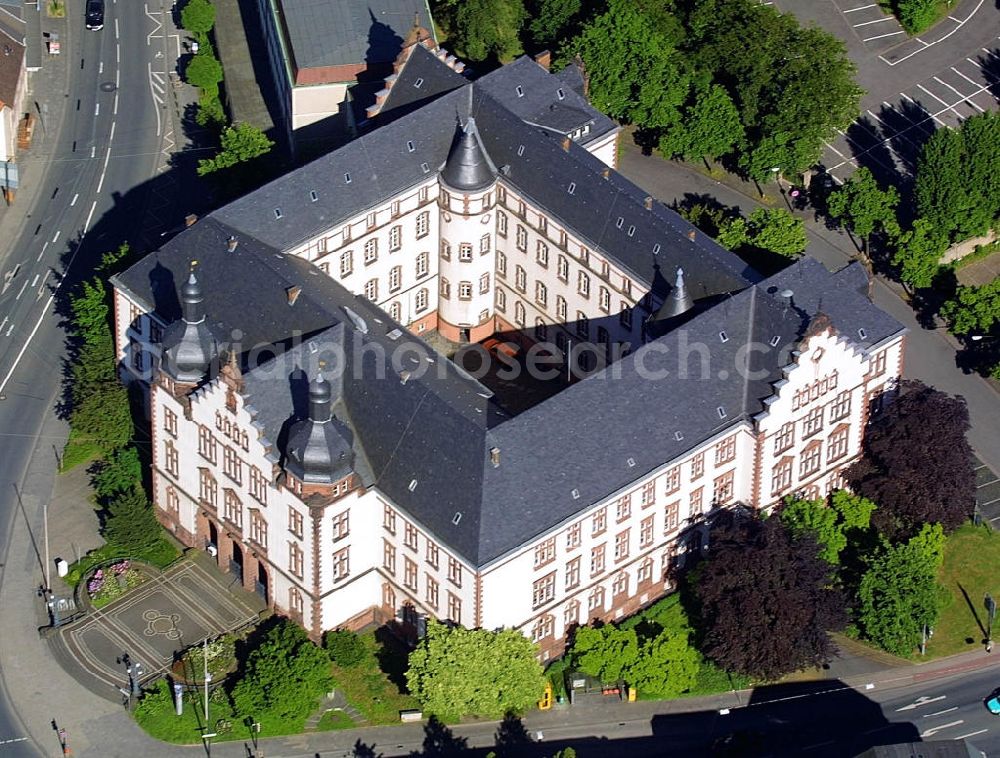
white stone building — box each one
[110,42,905,656]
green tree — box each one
[529,0,581,47]
[896,0,938,34]
[628,629,699,697]
[91,446,143,501]
[891,218,947,290]
[197,123,274,176]
[564,0,689,129]
[941,277,1000,336]
[406,622,545,720]
[719,207,806,258]
[660,83,744,164]
[961,111,1000,232]
[572,625,640,683]
[915,126,973,243]
[185,52,223,95]
[685,1,862,178]
[826,167,900,256]
[779,490,876,565]
[102,485,162,555]
[450,0,527,62]
[323,629,366,667]
[231,619,334,728]
[857,524,946,656]
[180,0,215,34]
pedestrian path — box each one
[302,689,367,732]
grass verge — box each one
[927,522,1000,659]
[60,428,100,472]
[316,709,354,731]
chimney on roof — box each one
[687,229,696,241]
[286,285,301,306]
[490,447,500,468]
[601,167,610,180]
[780,289,795,309]
[534,50,551,71]
[561,136,571,152]
[185,214,198,227]
[644,196,653,211]
[226,235,239,252]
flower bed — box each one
[87,561,146,608]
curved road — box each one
[0,0,172,753]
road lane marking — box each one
[84,201,97,233]
[70,193,78,206]
[854,16,893,27]
[16,279,28,299]
[51,230,60,243]
[920,720,963,738]
[114,18,119,39]
[863,30,905,41]
[97,144,112,193]
[110,120,116,141]
[116,43,120,64]
[116,67,120,88]
[90,145,96,158]
[955,729,988,740]
[94,103,99,117]
[147,62,162,137]
[99,61,103,74]
[923,706,958,717]
[917,83,963,119]
[4,323,11,336]
[844,3,877,11]
[0,317,9,333]
[953,66,984,89]
[113,92,119,115]
[933,76,982,111]
[36,272,48,300]
[880,0,987,65]
[0,293,54,396]
[896,695,946,711]
[30,274,38,288]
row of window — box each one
[382,582,462,626]
[774,390,852,454]
[440,274,490,301]
[383,505,461,585]
[771,426,851,495]
[440,236,491,261]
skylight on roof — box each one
[517,145,525,157]
[414,77,424,88]
[858,328,868,339]
[627,457,636,468]
[421,162,429,173]
[571,488,580,500]
[273,208,283,219]
[452,512,462,525]
[674,431,684,441]
[408,479,418,492]
[406,140,415,153]
[719,331,729,343]
[515,85,524,97]
[344,173,352,184]
[309,190,318,202]
[557,87,565,100]
[616,217,624,229]
[717,406,727,419]
[770,335,781,347]
[652,243,661,255]
[627,225,635,237]
[567,182,576,194]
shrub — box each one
[180,0,215,34]
[323,629,366,667]
[897,0,938,34]
[185,53,223,94]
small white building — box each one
[110,47,905,656]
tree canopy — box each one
[406,622,546,720]
[660,83,744,163]
[185,52,223,96]
[857,524,947,656]
[778,490,876,565]
[826,167,900,252]
[442,0,527,62]
[718,207,806,258]
[846,380,976,539]
[231,619,334,729]
[180,0,215,35]
[101,486,163,556]
[941,277,1000,337]
[197,122,274,176]
[891,218,947,290]
[694,511,845,680]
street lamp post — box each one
[985,593,996,652]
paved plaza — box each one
[52,555,264,700]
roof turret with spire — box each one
[440,117,496,192]
[160,268,218,385]
[284,370,355,484]
[655,268,695,321]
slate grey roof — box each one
[277,0,432,71]
[439,117,496,192]
[372,43,468,123]
[117,51,906,568]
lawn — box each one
[329,628,419,724]
[60,427,101,472]
[316,709,354,731]
[928,523,1000,659]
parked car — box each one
[985,689,1000,714]
[85,0,104,30]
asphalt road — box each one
[0,0,173,754]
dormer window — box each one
[557,88,565,100]
[515,85,524,97]
[273,208,283,219]
[309,190,318,202]
[414,77,424,88]
[344,173,352,184]
[406,140,415,153]
[567,182,576,195]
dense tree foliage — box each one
[322,629,366,667]
[694,511,846,680]
[197,123,274,176]
[563,0,689,130]
[846,381,976,539]
[891,218,948,290]
[529,0,582,47]
[718,207,806,258]
[185,52,223,95]
[896,0,939,34]
[231,619,334,729]
[571,624,699,697]
[180,0,215,36]
[436,0,527,62]
[660,83,744,163]
[826,167,900,254]
[857,524,946,656]
[407,622,545,720]
[101,486,163,556]
[941,277,1000,337]
[778,490,876,565]
[915,112,1000,243]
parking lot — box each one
[820,42,1000,184]
[976,456,1000,526]
[832,0,908,54]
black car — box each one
[85,0,104,30]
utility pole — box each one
[43,499,50,591]
[985,593,996,652]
